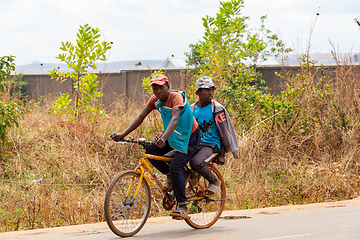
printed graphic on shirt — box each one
[193,103,221,149]
[215,112,226,123]
[197,119,214,139]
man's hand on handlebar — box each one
[111,133,164,146]
[154,137,166,148]
[110,132,126,142]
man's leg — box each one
[171,128,200,208]
[146,142,173,174]
[190,146,219,184]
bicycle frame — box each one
[129,148,206,202]
[116,138,212,206]
[129,148,172,200]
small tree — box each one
[49,24,112,125]
[0,56,24,146]
[186,0,292,129]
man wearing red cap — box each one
[111,74,199,220]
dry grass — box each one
[222,60,360,209]
[1,62,360,232]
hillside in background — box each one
[271,52,360,65]
[14,58,188,74]
[13,52,360,74]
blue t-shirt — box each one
[193,103,221,149]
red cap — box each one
[150,74,169,86]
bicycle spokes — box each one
[184,165,226,229]
[104,171,151,237]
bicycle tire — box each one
[104,170,151,237]
[184,165,226,229]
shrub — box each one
[0,56,24,147]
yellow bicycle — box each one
[104,137,226,237]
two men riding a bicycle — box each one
[111,74,200,220]
[111,74,238,221]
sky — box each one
[0,0,359,66]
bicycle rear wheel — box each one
[104,170,151,237]
[185,165,225,229]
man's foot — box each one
[164,175,173,191]
[170,205,190,220]
[205,178,221,195]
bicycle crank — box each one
[162,194,175,210]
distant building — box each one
[161,57,187,68]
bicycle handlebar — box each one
[111,132,161,146]
[113,136,155,146]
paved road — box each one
[1,198,360,240]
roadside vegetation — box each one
[1,0,359,232]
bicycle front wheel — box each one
[104,170,151,237]
[185,165,226,229]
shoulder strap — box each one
[191,101,198,110]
